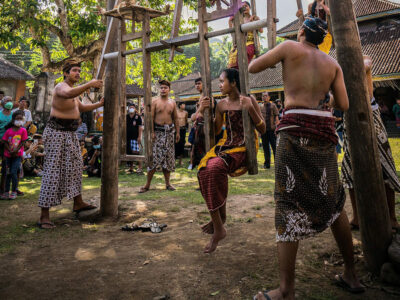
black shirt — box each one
[126,114,143,140]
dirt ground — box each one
[1,183,399,300]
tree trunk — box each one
[100,0,119,218]
[329,0,392,274]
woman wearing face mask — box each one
[86,136,102,177]
[1,110,28,199]
[0,97,15,193]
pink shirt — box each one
[2,127,28,158]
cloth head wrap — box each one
[302,17,328,46]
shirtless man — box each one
[342,56,400,230]
[249,17,364,299]
[140,80,179,193]
[175,102,188,166]
[38,60,104,229]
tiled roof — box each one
[277,0,400,35]
[171,72,202,96]
[177,22,400,97]
[0,57,34,81]
[126,84,145,97]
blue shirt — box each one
[0,111,12,138]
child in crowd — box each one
[1,111,28,199]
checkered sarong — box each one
[130,139,140,152]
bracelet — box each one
[256,120,264,127]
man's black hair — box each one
[0,91,4,95]
[158,79,171,88]
[92,136,100,144]
[5,110,24,130]
[302,17,328,46]
[19,96,27,102]
[178,101,185,107]
[222,68,241,93]
[194,77,202,84]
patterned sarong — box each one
[148,124,175,172]
[342,98,400,192]
[38,118,82,208]
[198,110,256,211]
[275,109,345,242]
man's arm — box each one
[185,111,188,127]
[248,41,290,73]
[55,80,102,99]
[79,97,104,113]
[151,100,156,140]
[331,65,349,111]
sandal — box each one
[166,185,176,191]
[350,223,359,231]
[253,291,272,300]
[139,186,149,193]
[334,274,365,294]
[73,204,97,213]
[37,221,56,229]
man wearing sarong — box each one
[197,68,266,253]
[139,80,179,193]
[38,60,104,229]
[342,56,400,230]
[249,17,364,299]
[227,1,262,69]
[175,102,188,167]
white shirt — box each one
[12,108,32,122]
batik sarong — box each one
[198,110,257,211]
[275,108,345,242]
[175,127,187,158]
[342,98,400,192]
[192,116,206,168]
[148,124,175,172]
[38,117,82,208]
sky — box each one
[182,0,314,46]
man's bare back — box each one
[152,97,176,125]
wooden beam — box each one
[120,155,146,162]
[296,0,305,23]
[329,0,392,274]
[267,0,277,49]
[198,0,215,151]
[204,6,235,22]
[101,0,119,218]
[233,0,258,175]
[96,0,122,80]
[169,0,184,62]
[142,12,153,167]
[119,20,127,158]
[122,31,143,42]
[146,33,199,52]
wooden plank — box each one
[142,12,153,167]
[204,6,235,22]
[250,0,260,56]
[122,31,143,42]
[329,0,392,274]
[198,0,215,151]
[103,4,169,20]
[120,155,146,162]
[233,0,258,175]
[96,0,122,80]
[296,0,305,23]
[100,0,119,218]
[169,0,184,62]
[119,19,127,157]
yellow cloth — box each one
[227,32,255,67]
[198,126,259,177]
[318,32,332,54]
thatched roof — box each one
[0,57,34,81]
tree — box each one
[0,0,197,84]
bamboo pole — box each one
[329,0,392,274]
[101,0,119,218]
[296,0,305,23]
[233,0,257,175]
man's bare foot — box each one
[201,221,214,234]
[335,274,365,293]
[139,186,150,193]
[38,218,56,229]
[349,220,359,230]
[254,288,286,300]
[204,228,226,253]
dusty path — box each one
[0,191,399,299]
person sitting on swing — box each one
[227,1,263,69]
[197,68,266,253]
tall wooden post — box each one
[233,0,257,175]
[142,12,153,166]
[119,20,127,157]
[198,0,215,151]
[101,0,119,218]
[250,0,260,55]
[267,0,276,49]
[329,0,392,274]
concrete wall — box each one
[0,79,17,99]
